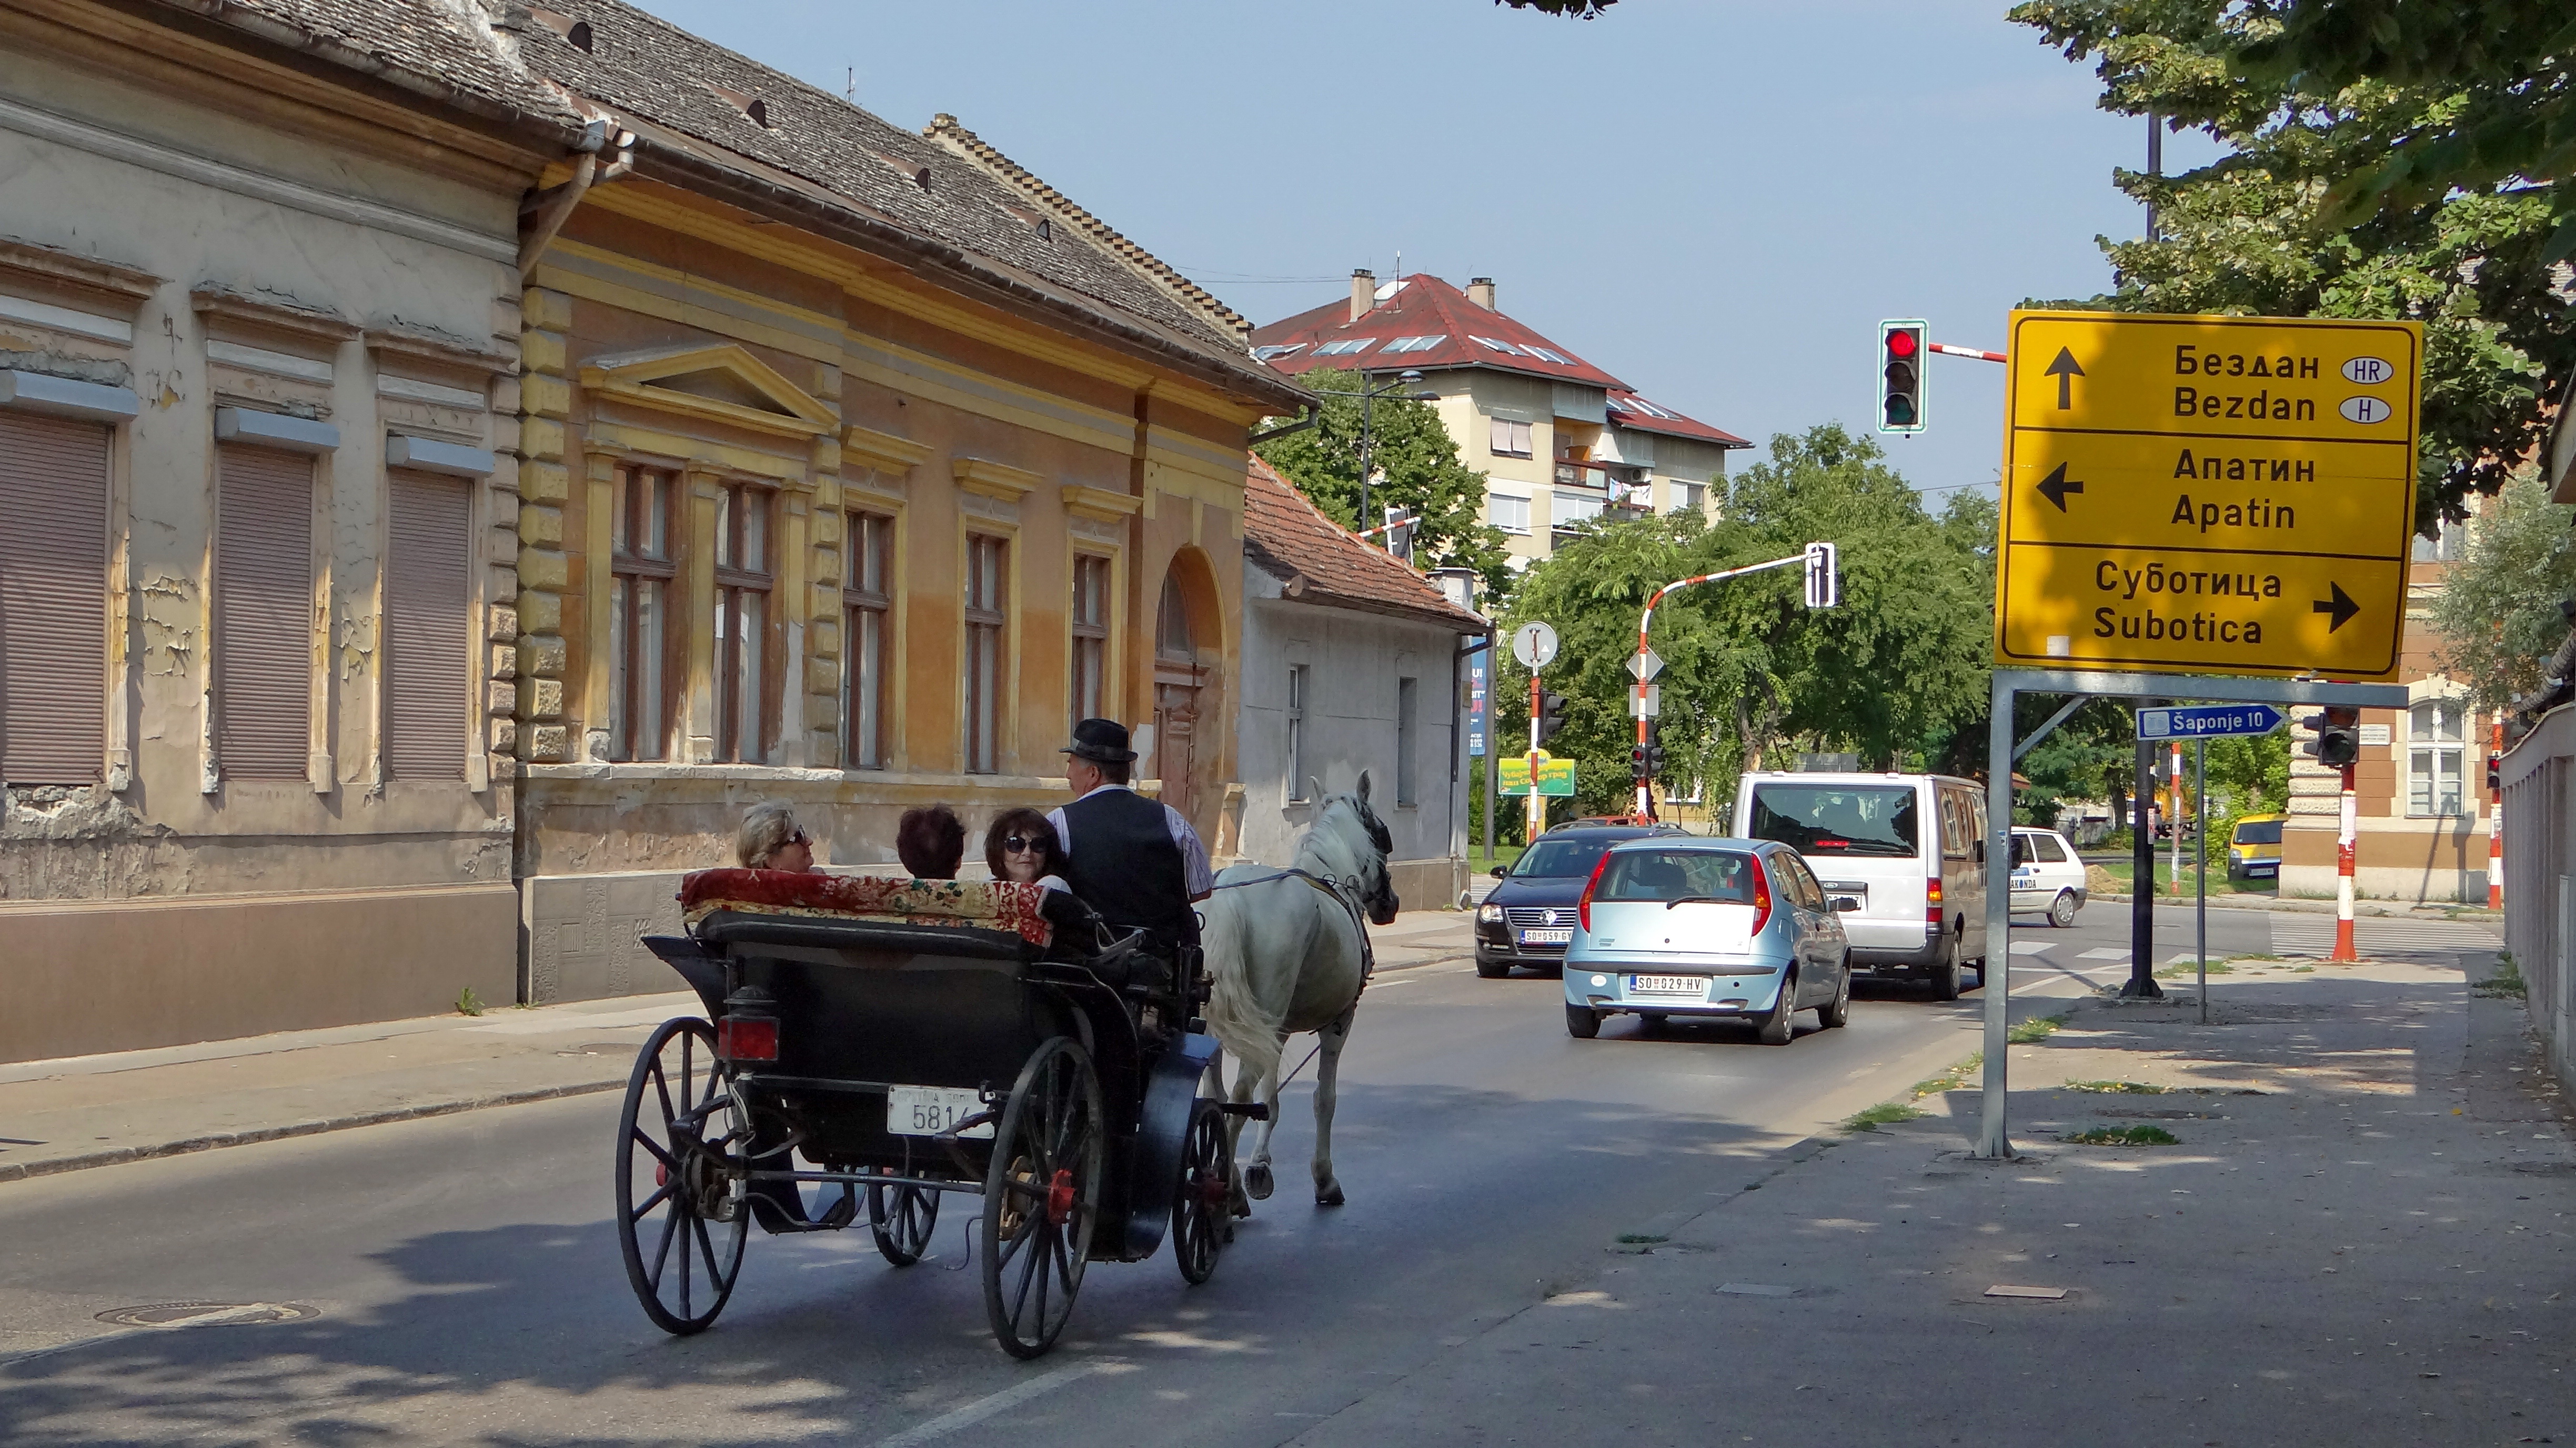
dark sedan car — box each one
[1474,822,1685,978]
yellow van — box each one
[2226,813,2286,882]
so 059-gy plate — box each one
[887,1084,992,1139]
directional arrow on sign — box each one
[2044,347,2085,409]
[2034,461,2085,512]
[2312,582,2360,632]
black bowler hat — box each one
[1062,718,1137,763]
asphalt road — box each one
[0,898,2266,1447]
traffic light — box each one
[2488,752,2502,793]
[1630,743,1651,778]
[1878,320,1926,434]
[1805,540,1839,608]
[1633,723,1670,781]
[1537,691,1569,745]
[1647,736,1669,778]
[2301,707,2361,768]
[1383,505,1416,565]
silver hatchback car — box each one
[1562,837,1855,1045]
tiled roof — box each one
[1607,388,1750,449]
[1249,273,1627,392]
[1242,457,1486,632]
[491,1,1299,405]
[146,0,586,130]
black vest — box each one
[1059,787,1194,945]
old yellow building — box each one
[500,3,1305,999]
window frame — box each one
[1070,551,1111,733]
[2407,698,2467,817]
[1396,674,1418,807]
[606,462,677,762]
[1488,417,1533,459]
[1286,663,1309,802]
[711,479,774,765]
[842,507,893,770]
[963,531,1009,774]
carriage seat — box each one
[679,870,1063,948]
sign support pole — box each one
[2333,758,2359,961]
[1979,671,2015,1159]
[1527,669,1543,843]
[2490,715,2505,910]
[2169,741,2185,898]
[2128,737,2161,998]
[2196,737,2209,1025]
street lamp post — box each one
[1354,368,1432,533]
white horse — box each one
[1199,775,1400,1209]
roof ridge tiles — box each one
[1242,457,1484,631]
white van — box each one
[1732,771,1990,999]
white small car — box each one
[2009,828,2088,928]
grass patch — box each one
[2007,1013,2068,1045]
[2067,1080,2168,1094]
[1842,1101,1928,1133]
[2289,964,2316,973]
[2062,1124,2180,1147]
[455,986,485,1017]
[2476,950,2528,999]
[1912,1050,1983,1097]
[1615,1232,1669,1245]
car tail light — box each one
[718,1015,779,1061]
[1577,852,1613,931]
[1926,877,1944,927]
[1748,853,1773,936]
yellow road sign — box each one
[1996,310,2423,680]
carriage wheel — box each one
[868,1172,940,1267]
[979,1036,1104,1359]
[615,1018,750,1335]
[1171,1100,1233,1286]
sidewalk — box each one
[0,906,1472,1184]
[1299,947,2576,1445]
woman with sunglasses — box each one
[982,808,1071,893]
[736,800,817,872]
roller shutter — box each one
[0,411,109,785]
[216,444,314,780]
[384,468,468,779]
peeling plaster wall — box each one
[0,25,541,1059]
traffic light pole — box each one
[2333,756,2360,961]
[1528,668,1545,842]
[1630,550,1829,818]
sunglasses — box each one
[1002,836,1044,854]
[788,829,810,847]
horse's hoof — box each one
[1244,1162,1275,1201]
[1315,1181,1345,1208]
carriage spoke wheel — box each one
[615,1018,749,1335]
[980,1037,1103,1359]
[868,1170,940,1267]
[1171,1100,1233,1286]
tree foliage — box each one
[1491,426,1993,819]
[2429,468,2576,710]
[1253,368,1515,601]
[2008,0,2576,533]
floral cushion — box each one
[679,870,1054,947]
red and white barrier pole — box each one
[2332,758,2359,961]
[2489,715,2504,910]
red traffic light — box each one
[1885,329,1918,358]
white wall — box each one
[1235,570,1470,906]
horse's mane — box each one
[1331,793,1392,858]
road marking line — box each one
[872,1359,1126,1447]
[2076,948,2129,960]
[2008,941,2054,956]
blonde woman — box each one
[736,801,817,873]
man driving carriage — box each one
[1046,718,1211,1003]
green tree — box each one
[2429,468,2576,710]
[1494,425,1993,819]
[1254,368,1515,600]
[2008,0,2576,532]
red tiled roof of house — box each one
[1607,388,1750,449]
[1249,274,1627,392]
[1242,457,1486,632]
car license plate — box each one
[1628,974,1704,996]
[887,1085,992,1139]
[1518,928,1572,945]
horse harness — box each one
[1203,866,1377,981]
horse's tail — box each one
[1200,886,1285,1087]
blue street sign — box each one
[1467,655,1489,757]
[2136,703,2285,740]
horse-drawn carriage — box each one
[619,870,1244,1358]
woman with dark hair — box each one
[984,808,1071,893]
[895,805,965,879]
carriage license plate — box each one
[1518,928,1572,946]
[887,1085,993,1139]
[1628,975,1705,997]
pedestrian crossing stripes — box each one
[2267,915,2501,959]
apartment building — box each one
[1250,272,1747,567]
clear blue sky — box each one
[633,0,2221,502]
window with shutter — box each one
[384,469,469,779]
[1069,552,1108,735]
[712,481,772,763]
[0,411,109,785]
[962,533,1007,773]
[608,464,675,761]
[216,443,314,781]
[843,509,891,769]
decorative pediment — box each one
[578,343,837,440]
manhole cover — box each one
[95,1302,319,1329]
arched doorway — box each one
[1152,572,1202,822]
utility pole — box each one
[1628,546,1838,819]
[2124,728,2162,998]
[2146,112,2164,242]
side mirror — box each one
[1831,896,1862,913]
[1490,866,1508,880]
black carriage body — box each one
[645,913,1210,1264]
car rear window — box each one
[1748,784,1919,858]
[2233,819,2283,845]
[1595,849,1758,904]
[1513,836,1623,879]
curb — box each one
[2090,891,2500,921]
[0,1076,628,1185]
